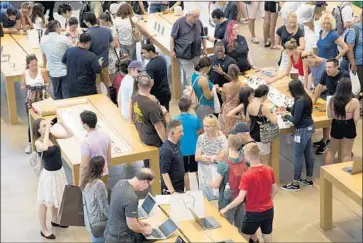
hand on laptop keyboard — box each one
[151,229,162,238]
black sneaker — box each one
[313,139,325,147]
[281,183,300,192]
[326,139,331,147]
[298,179,313,187]
[316,143,327,154]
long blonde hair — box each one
[203,114,220,137]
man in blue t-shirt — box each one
[174,96,202,190]
[303,52,327,89]
[342,14,363,93]
[84,11,114,92]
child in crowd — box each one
[221,143,278,243]
[209,134,248,230]
[174,96,202,190]
[65,17,80,45]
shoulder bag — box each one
[257,104,279,144]
[29,149,43,177]
[129,16,142,42]
[83,191,107,238]
[174,39,194,60]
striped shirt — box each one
[196,134,228,156]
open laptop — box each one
[138,193,156,219]
[188,207,221,230]
[145,218,179,240]
[343,161,363,175]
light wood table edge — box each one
[320,162,362,230]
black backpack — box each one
[79,1,90,28]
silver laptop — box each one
[145,218,179,240]
[343,161,363,175]
[138,193,156,219]
[188,207,221,230]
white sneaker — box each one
[25,143,31,154]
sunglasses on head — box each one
[301,54,312,59]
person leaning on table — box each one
[104,168,154,243]
[0,6,21,33]
[160,120,185,194]
[311,58,350,155]
[170,8,207,86]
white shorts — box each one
[278,51,298,74]
[246,2,265,19]
[257,142,271,156]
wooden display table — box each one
[10,34,43,61]
[1,34,29,124]
[320,162,362,230]
[29,94,161,195]
[240,70,332,182]
[160,196,247,242]
[136,12,214,100]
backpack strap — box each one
[192,75,205,102]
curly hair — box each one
[80,110,98,129]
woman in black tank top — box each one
[33,117,73,239]
[247,85,277,164]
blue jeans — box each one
[293,125,314,180]
[340,58,350,73]
[91,234,105,243]
[149,4,167,13]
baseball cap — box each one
[229,122,250,135]
[128,60,144,71]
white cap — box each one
[296,4,315,25]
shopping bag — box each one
[59,185,85,227]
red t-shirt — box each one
[291,54,311,76]
[239,164,276,213]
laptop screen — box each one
[159,218,178,237]
[141,194,156,214]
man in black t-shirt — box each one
[142,43,172,111]
[209,8,229,43]
[209,42,236,104]
[62,33,103,98]
[313,58,350,154]
[132,73,168,167]
[160,120,185,194]
[313,58,350,103]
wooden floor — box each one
[1,2,362,242]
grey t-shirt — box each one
[171,16,205,57]
[106,179,139,236]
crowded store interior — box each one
[0,1,362,242]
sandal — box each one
[251,37,259,44]
[264,42,271,47]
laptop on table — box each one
[145,218,179,240]
[343,161,363,175]
[188,207,221,230]
[138,193,156,219]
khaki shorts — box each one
[257,142,271,156]
[96,66,111,93]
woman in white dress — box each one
[33,114,73,239]
[21,55,49,154]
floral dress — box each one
[219,84,242,135]
[108,26,119,75]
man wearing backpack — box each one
[332,2,354,37]
[209,134,248,230]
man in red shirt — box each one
[220,143,278,243]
